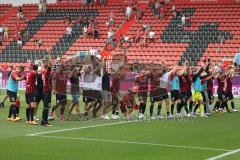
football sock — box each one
[139,103,143,114]
[189,101,193,113]
[150,105,154,117]
[141,104,146,114]
[30,108,34,121]
[170,104,174,114]
[194,104,199,113]
[157,105,162,116]
[12,105,17,119]
[26,108,30,121]
[177,103,181,113]
[16,107,19,115]
[214,101,220,110]
[184,102,189,114]
[8,105,13,118]
[231,102,235,109]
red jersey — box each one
[42,67,51,93]
[148,73,160,93]
[15,99,20,107]
[121,92,134,106]
[135,74,148,93]
[217,77,225,92]
[179,75,190,93]
[207,78,213,91]
[224,77,232,93]
[111,73,124,95]
[25,70,37,94]
[54,73,67,94]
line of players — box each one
[2,56,239,126]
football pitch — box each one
[0,90,240,160]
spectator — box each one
[154,0,160,19]
[17,5,24,20]
[181,14,186,28]
[126,5,132,21]
[93,27,99,39]
[149,30,155,42]
[107,28,115,42]
[172,4,177,17]
[66,26,73,35]
[217,35,225,53]
[33,39,43,47]
[159,6,165,20]
[0,34,3,46]
[148,0,154,10]
[100,0,106,6]
[124,34,130,42]
[38,0,43,13]
[83,26,88,38]
[17,35,22,46]
[136,9,144,21]
[88,24,93,36]
[42,0,47,14]
[0,25,3,36]
[108,12,114,27]
[3,25,9,39]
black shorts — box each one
[171,90,180,101]
[180,92,188,102]
[138,92,148,101]
[7,90,17,102]
[150,95,161,102]
[43,92,51,108]
[36,92,43,102]
[217,91,226,100]
[160,88,169,101]
[207,90,214,101]
[56,93,67,104]
[83,90,102,102]
[25,93,37,104]
[186,91,192,100]
[226,92,233,100]
[201,91,206,102]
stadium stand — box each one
[0,0,240,68]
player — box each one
[149,63,162,119]
[51,65,68,120]
[110,66,125,119]
[135,67,149,119]
[34,65,43,121]
[24,64,39,125]
[120,89,135,120]
[6,66,24,122]
[68,68,81,119]
[224,65,238,112]
[214,69,226,113]
[41,55,53,127]
[169,63,181,117]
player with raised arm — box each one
[169,63,181,118]
[135,66,149,119]
[41,53,53,127]
[224,64,238,112]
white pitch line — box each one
[207,149,240,160]
[30,135,231,152]
[27,120,137,136]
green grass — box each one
[0,90,240,160]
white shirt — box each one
[66,27,72,34]
[82,70,103,90]
[107,31,114,38]
[83,27,87,33]
[149,31,155,38]
[160,72,171,89]
[124,36,129,41]
[181,16,186,22]
[126,6,132,15]
[0,27,3,33]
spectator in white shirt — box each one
[181,14,186,28]
[0,26,3,35]
[126,5,132,21]
[38,0,43,13]
[3,25,9,39]
[149,30,155,42]
[66,26,72,35]
[172,4,176,17]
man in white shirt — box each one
[0,26,3,35]
[66,26,72,35]
[126,5,132,21]
[149,31,155,43]
[181,14,186,28]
